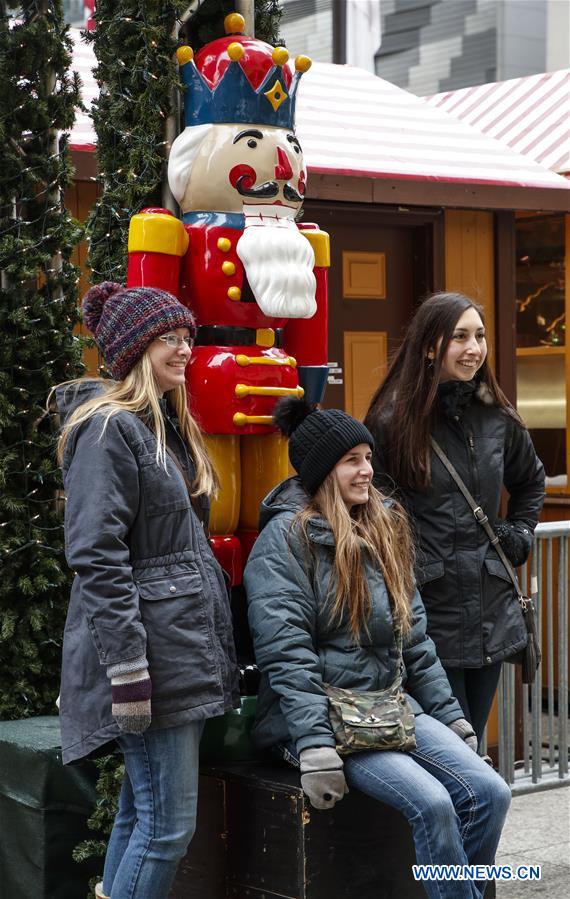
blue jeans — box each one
[102,721,204,899]
[285,714,511,899]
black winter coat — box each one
[57,381,239,764]
[367,381,545,668]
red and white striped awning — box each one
[296,63,568,191]
[68,29,569,195]
[424,69,570,176]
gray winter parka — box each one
[57,381,239,764]
[367,381,545,668]
[244,478,463,753]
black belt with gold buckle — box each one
[194,326,283,347]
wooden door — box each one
[303,202,443,419]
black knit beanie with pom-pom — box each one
[273,397,374,494]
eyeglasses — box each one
[157,334,194,349]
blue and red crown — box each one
[177,12,312,129]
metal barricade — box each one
[494,521,569,794]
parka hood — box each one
[258,476,309,531]
[258,476,337,548]
[55,379,106,424]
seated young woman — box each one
[244,397,511,899]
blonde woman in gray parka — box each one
[54,282,239,899]
[244,398,511,899]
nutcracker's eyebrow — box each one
[233,129,264,143]
[287,133,302,151]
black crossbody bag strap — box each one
[430,438,541,684]
[430,437,525,602]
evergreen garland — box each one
[72,754,125,866]
[254,0,283,45]
[0,0,83,719]
[85,0,190,285]
[185,0,282,49]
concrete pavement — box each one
[495,784,570,897]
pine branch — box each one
[85,0,190,283]
[0,0,84,720]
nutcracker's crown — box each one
[176,14,311,130]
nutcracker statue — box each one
[126,12,329,605]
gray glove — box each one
[449,717,478,753]
[299,747,348,810]
[107,656,151,734]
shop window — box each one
[515,213,568,492]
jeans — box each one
[444,663,503,746]
[286,713,511,899]
[102,720,204,899]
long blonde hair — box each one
[296,474,414,641]
[54,353,217,498]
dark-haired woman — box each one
[365,291,545,745]
[244,397,511,899]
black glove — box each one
[495,519,533,568]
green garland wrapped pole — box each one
[0,1,83,719]
[85,0,191,285]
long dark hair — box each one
[364,291,522,490]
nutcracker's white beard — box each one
[236,213,317,319]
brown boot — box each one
[95,883,109,899]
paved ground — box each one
[495,784,570,898]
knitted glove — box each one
[495,519,533,568]
[107,657,151,734]
[449,717,478,753]
[299,747,348,810]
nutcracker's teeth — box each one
[243,203,297,223]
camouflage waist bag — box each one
[323,674,416,756]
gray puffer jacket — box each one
[244,477,463,753]
[57,381,239,764]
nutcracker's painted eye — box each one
[247,139,258,149]
[287,133,302,154]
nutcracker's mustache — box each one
[237,177,303,204]
[237,177,279,198]
[283,183,303,203]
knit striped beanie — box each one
[82,281,196,380]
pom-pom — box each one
[495,519,531,568]
[273,397,316,437]
[82,281,122,335]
